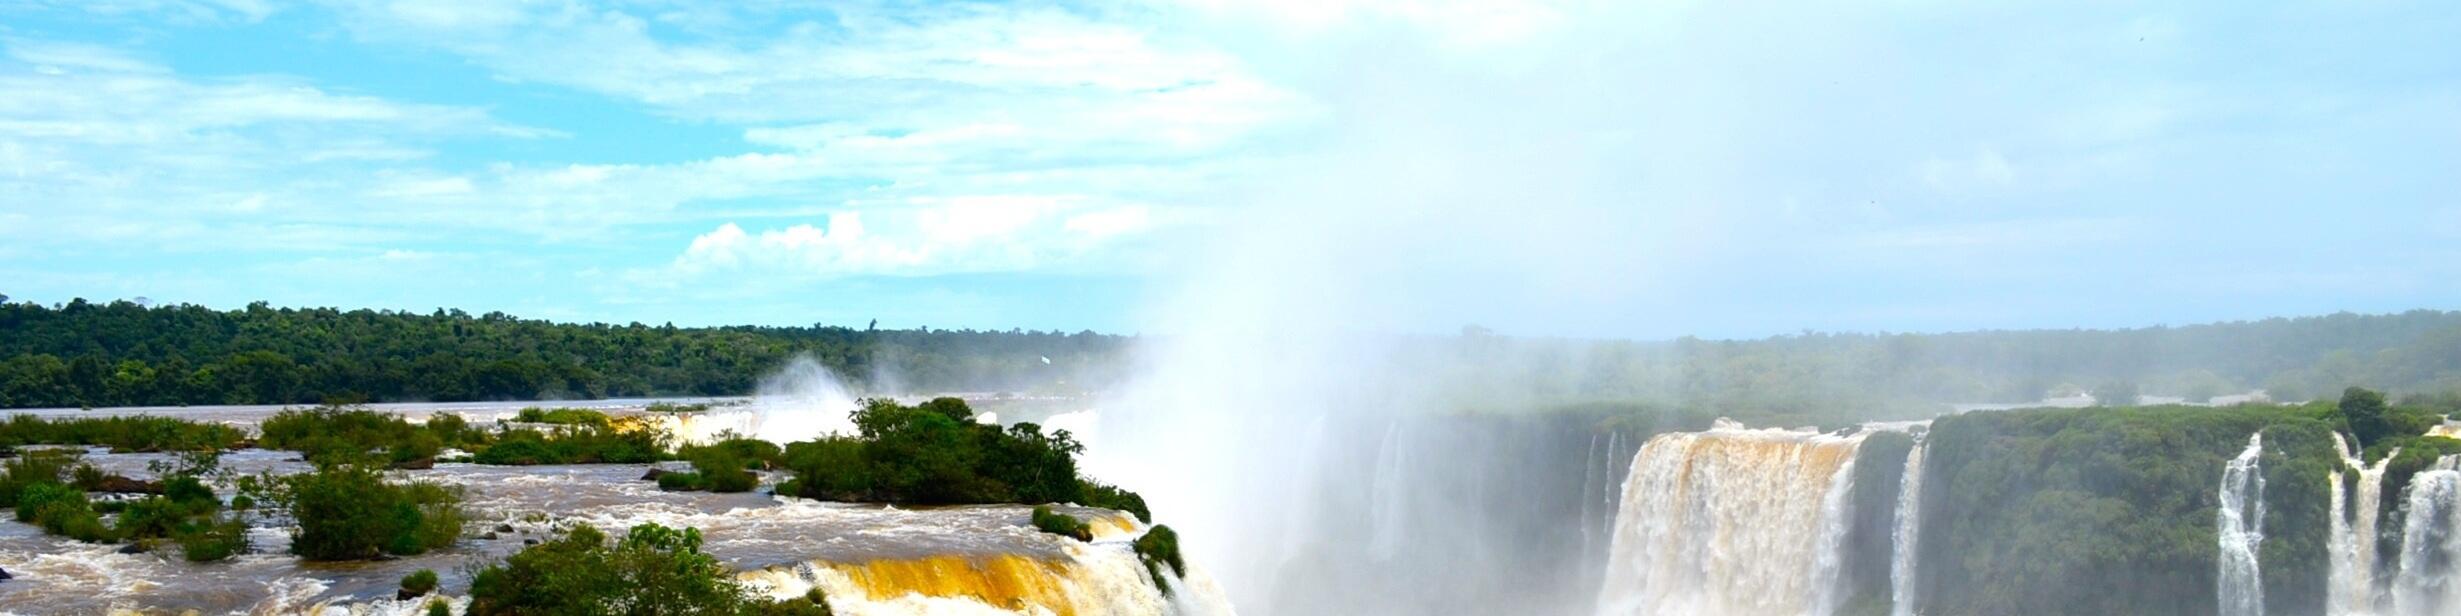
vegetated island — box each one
[0,396,1186,614]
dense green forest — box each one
[4,295,2459,413]
[1902,399,2431,616]
[0,296,1126,408]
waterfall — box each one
[1581,432,1602,564]
[1889,435,1927,616]
[2392,457,2461,616]
[2329,432,2398,615]
[1365,420,1409,561]
[2217,432,2267,616]
[1595,421,1867,616]
[1602,430,1624,549]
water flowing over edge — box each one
[2217,432,2266,616]
[1888,435,1928,616]
[1594,421,1868,616]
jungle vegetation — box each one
[0,296,1126,408]
[1901,390,2449,616]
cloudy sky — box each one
[0,1,2454,337]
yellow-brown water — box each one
[827,555,1079,615]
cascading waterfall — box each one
[2217,432,2267,616]
[2391,455,2461,616]
[1888,435,1927,616]
[1595,420,1866,616]
[2329,432,2397,615]
[1366,420,1411,561]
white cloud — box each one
[7,0,276,23]
[0,38,543,251]
[271,1,1313,259]
[644,195,1172,282]
[1175,0,1566,49]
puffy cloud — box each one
[646,195,1170,282]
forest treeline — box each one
[0,296,1126,408]
[5,295,2460,413]
[1419,309,2461,425]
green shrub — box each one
[472,434,556,465]
[163,474,215,505]
[1030,505,1092,541]
[260,406,446,466]
[513,407,612,427]
[778,438,869,500]
[1133,525,1186,594]
[277,463,466,560]
[176,516,249,562]
[683,438,783,469]
[426,601,450,616]
[777,398,1144,510]
[18,482,113,542]
[401,569,440,597]
[657,472,706,491]
[0,448,80,507]
[15,481,80,523]
[472,426,666,466]
[0,414,245,452]
[689,452,757,493]
[645,402,716,414]
[467,523,775,616]
[70,463,106,490]
[425,412,481,445]
[753,589,834,616]
[1079,482,1151,523]
[114,492,219,540]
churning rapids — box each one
[15,399,2461,616]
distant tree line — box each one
[0,296,1127,409]
[1433,309,2461,425]
[8,294,2460,417]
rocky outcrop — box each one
[93,475,163,494]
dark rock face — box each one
[640,468,671,481]
[397,588,426,601]
[392,457,436,470]
[94,475,163,494]
[1,565,13,580]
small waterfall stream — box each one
[1888,435,1928,616]
[2217,432,2267,616]
[2392,456,2461,615]
[2329,432,2397,615]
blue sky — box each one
[0,1,2454,338]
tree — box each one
[467,523,827,616]
[2341,386,2393,446]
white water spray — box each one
[745,356,861,442]
[2217,432,2267,616]
[651,357,861,446]
[1889,435,1928,616]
